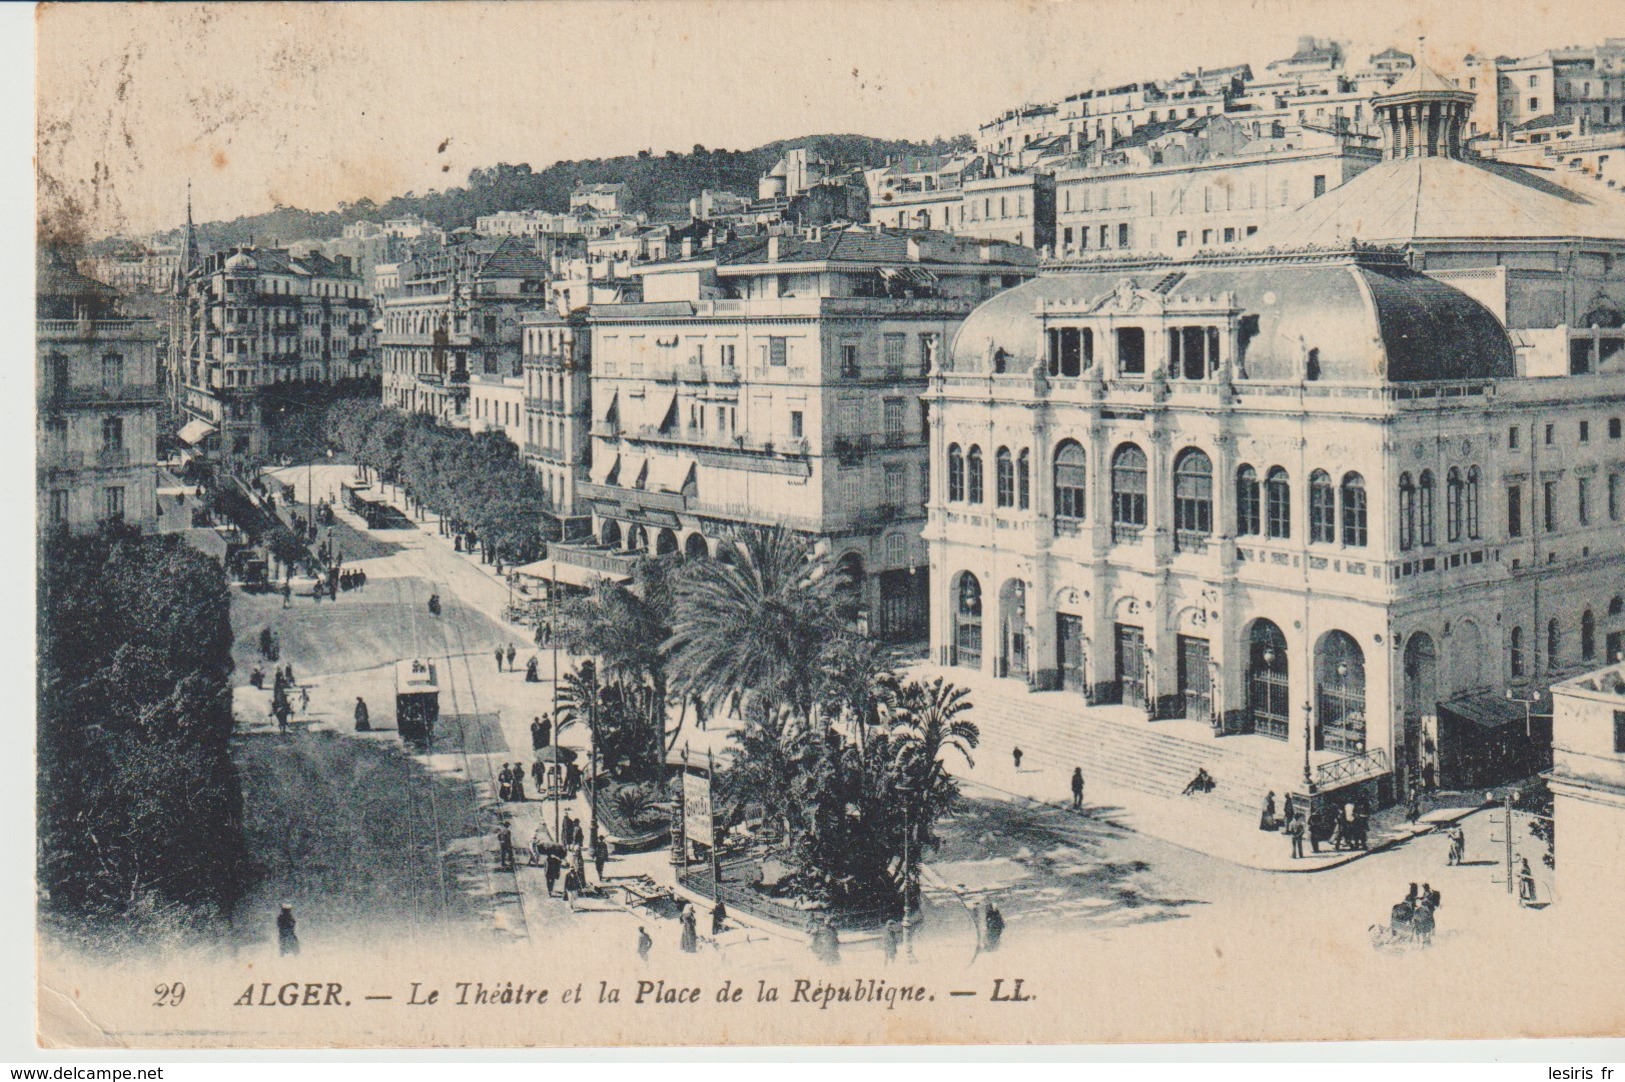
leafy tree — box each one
[38,529,246,938]
[665,526,856,721]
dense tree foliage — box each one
[329,403,549,564]
[37,528,247,942]
[137,134,972,250]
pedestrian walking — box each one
[354,696,370,732]
[711,900,728,936]
[562,866,581,909]
[592,834,609,882]
[498,763,514,802]
[299,686,310,714]
[544,851,561,896]
[1282,793,1297,831]
[984,903,1005,952]
[525,656,540,682]
[1406,786,1423,825]
[1259,791,1278,831]
[496,824,515,872]
[259,627,275,658]
[1070,767,1085,810]
[509,762,527,801]
[561,814,577,850]
[531,758,546,793]
[1446,824,1466,865]
[506,643,516,671]
[250,665,265,690]
[883,920,900,965]
[539,715,552,747]
[1288,813,1306,859]
[284,664,294,688]
[1517,856,1538,906]
[637,926,652,964]
[529,827,545,867]
[572,841,588,883]
[679,906,698,953]
[276,904,299,956]
[495,646,505,672]
[531,717,546,750]
[282,581,292,608]
[1012,746,1023,772]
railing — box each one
[548,542,641,577]
[590,420,621,437]
[44,383,163,406]
[1314,747,1390,789]
[37,319,159,338]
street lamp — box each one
[1302,698,1316,793]
[1208,657,1222,732]
[896,780,918,919]
[1506,687,1542,740]
[1143,645,1156,720]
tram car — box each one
[394,658,440,749]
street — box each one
[233,464,1588,993]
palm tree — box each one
[817,632,900,752]
[888,678,980,892]
[665,526,854,722]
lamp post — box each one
[1143,645,1156,720]
[1336,660,1350,750]
[1302,697,1317,793]
[896,780,918,918]
[1506,687,1542,740]
[1208,657,1222,733]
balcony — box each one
[37,318,160,341]
[549,542,641,579]
[578,481,689,514]
[96,446,131,468]
[43,382,164,408]
[590,419,622,438]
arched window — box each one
[1582,608,1597,660]
[1054,441,1087,522]
[947,444,965,502]
[1309,469,1335,543]
[1341,472,1368,547]
[1418,470,1436,546]
[1399,472,1416,550]
[1466,466,1481,539]
[966,446,984,504]
[1510,626,1525,678]
[1446,467,1464,542]
[1316,630,1367,754]
[1111,443,1148,538]
[1548,618,1562,667]
[1173,447,1213,547]
[953,573,983,670]
[1247,619,1290,740]
[995,447,1015,508]
[1017,449,1031,510]
[1236,465,1261,536]
[1265,467,1291,539]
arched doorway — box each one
[1404,632,1439,793]
[998,579,1028,680]
[625,523,647,553]
[683,532,709,559]
[655,528,678,556]
[952,572,983,670]
[599,519,622,548]
[1452,620,1484,694]
[1246,619,1290,740]
[1315,630,1367,754]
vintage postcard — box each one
[32,0,1625,1051]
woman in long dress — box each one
[679,907,698,952]
[1259,791,1277,831]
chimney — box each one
[767,236,780,262]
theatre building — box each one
[923,61,1625,810]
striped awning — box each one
[178,419,217,445]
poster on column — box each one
[24,0,1625,1058]
[682,766,714,848]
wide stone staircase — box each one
[916,666,1319,822]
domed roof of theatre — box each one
[1248,155,1625,248]
[948,252,1514,383]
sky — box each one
[34,0,1625,240]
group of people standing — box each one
[1273,793,1370,859]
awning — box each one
[595,389,619,424]
[512,559,630,588]
[641,388,677,432]
[646,455,695,495]
[591,452,619,484]
[1439,693,1528,732]
[618,453,647,489]
[178,419,217,445]
[879,266,939,285]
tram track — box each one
[396,536,535,946]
